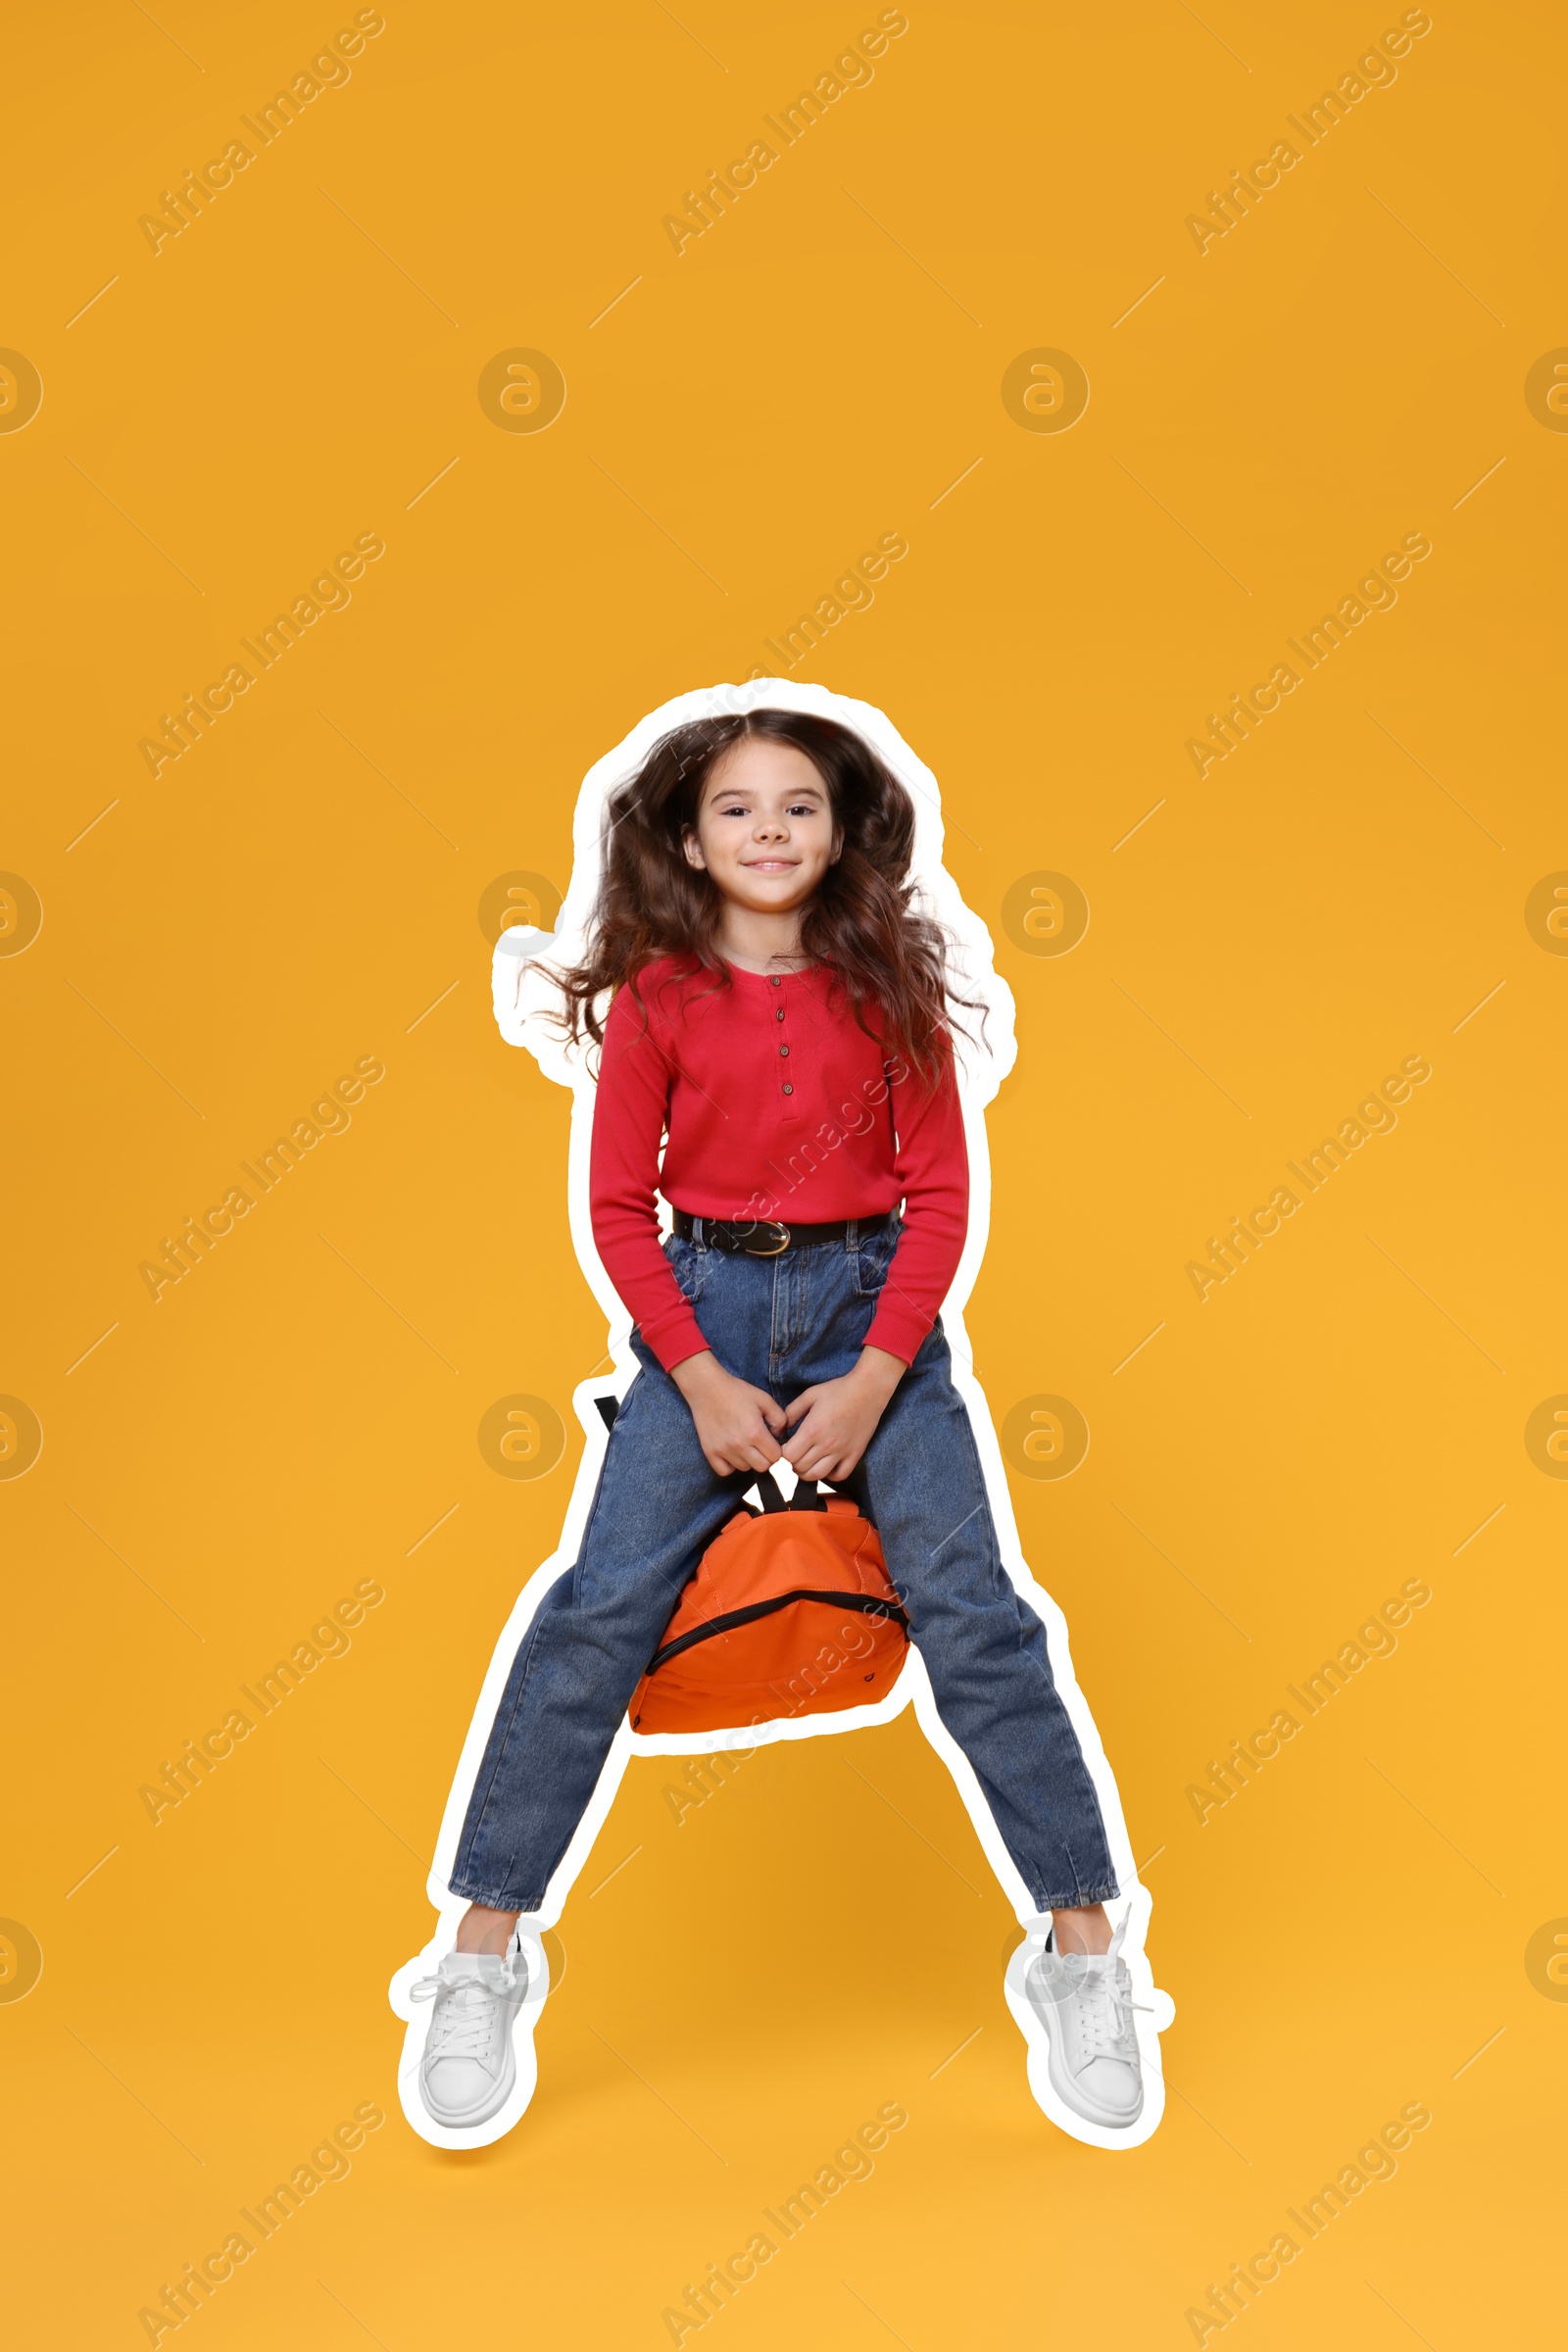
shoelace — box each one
[1065,1961,1145,2058]
[411,1964,519,2062]
[1035,1919,1152,2061]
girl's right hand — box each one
[669,1350,787,1476]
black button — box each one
[774,1007,785,1021]
[778,1044,790,1056]
[782,1082,794,1095]
[769,975,781,987]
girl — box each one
[411,704,1151,2140]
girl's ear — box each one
[681,827,708,872]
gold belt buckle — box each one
[746,1220,791,1256]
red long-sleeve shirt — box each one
[588,956,968,1373]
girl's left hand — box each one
[782,1348,905,1481]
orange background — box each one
[3,1,1563,2344]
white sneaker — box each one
[1020,1913,1145,2130]
[412,1944,531,2128]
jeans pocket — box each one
[851,1219,901,1298]
[663,1232,704,1303]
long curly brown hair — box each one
[549,708,976,1085]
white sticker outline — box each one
[389,676,1172,2152]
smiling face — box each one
[682,735,840,920]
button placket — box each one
[773,973,799,1113]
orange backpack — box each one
[623,1457,909,1739]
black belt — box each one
[671,1208,892,1258]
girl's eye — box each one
[710,798,820,818]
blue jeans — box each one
[451,1217,1119,1914]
